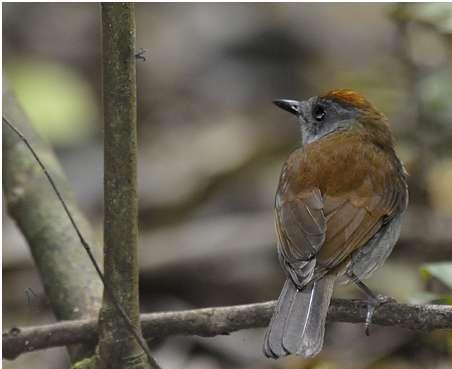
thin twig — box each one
[3,299,452,360]
[2,116,155,366]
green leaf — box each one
[421,262,452,290]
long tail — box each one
[263,275,335,358]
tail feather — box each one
[264,276,335,358]
[264,280,296,358]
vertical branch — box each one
[2,82,103,362]
[98,4,158,369]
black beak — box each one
[273,99,301,116]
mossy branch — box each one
[98,4,159,369]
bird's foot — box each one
[364,294,395,336]
[347,272,396,336]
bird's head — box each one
[274,89,391,147]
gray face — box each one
[274,96,360,145]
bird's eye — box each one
[313,104,326,121]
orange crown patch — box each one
[322,89,372,110]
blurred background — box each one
[2,3,452,369]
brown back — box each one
[275,129,407,285]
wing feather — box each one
[275,149,406,287]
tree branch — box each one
[2,81,103,362]
[4,299,451,360]
[99,4,158,369]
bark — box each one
[2,82,103,362]
[4,299,452,360]
[98,4,158,369]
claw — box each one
[364,294,394,335]
[365,299,376,336]
[348,272,396,336]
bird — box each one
[263,89,408,359]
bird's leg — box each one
[347,272,395,336]
[354,279,380,336]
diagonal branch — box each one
[4,299,452,360]
[3,109,154,368]
[2,82,103,362]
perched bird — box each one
[264,89,408,358]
